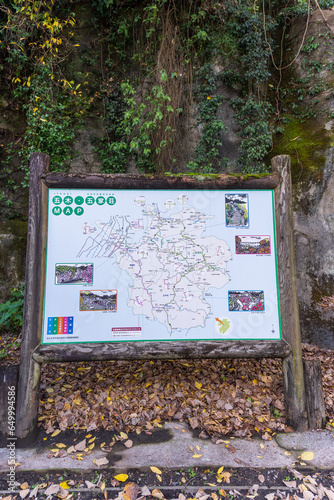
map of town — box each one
[77,203,232,333]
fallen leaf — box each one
[51,430,61,437]
[300,451,315,461]
[55,443,67,448]
[217,467,224,475]
[19,491,30,499]
[85,481,97,489]
[29,485,38,497]
[123,482,140,500]
[59,481,70,490]
[20,483,29,490]
[283,481,297,488]
[74,439,86,451]
[265,494,275,500]
[94,457,109,466]
[141,486,151,496]
[324,489,334,500]
[192,454,203,458]
[258,475,265,484]
[114,474,129,482]
[120,431,128,440]
[195,382,202,390]
[45,484,60,496]
[152,488,164,499]
[150,466,162,475]
[124,439,133,448]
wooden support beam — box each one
[271,155,308,431]
[42,172,280,190]
[15,153,49,447]
[303,359,326,429]
[33,339,291,363]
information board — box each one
[42,189,281,344]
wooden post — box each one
[0,365,19,447]
[271,155,308,431]
[16,153,50,447]
[303,359,326,429]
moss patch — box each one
[271,118,331,184]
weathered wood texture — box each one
[33,339,291,363]
[272,155,308,431]
[42,172,280,190]
[16,153,50,447]
[303,359,326,429]
[0,365,19,447]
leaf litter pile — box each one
[38,343,334,439]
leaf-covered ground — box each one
[37,344,334,439]
[1,334,333,438]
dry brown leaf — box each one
[74,439,86,451]
[45,484,60,496]
[152,488,164,500]
[124,439,133,448]
[19,490,30,499]
[94,457,109,466]
[123,482,140,500]
[141,486,151,497]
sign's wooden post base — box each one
[16,153,49,447]
[14,153,325,446]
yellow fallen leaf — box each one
[195,382,202,390]
[300,451,314,461]
[50,449,59,452]
[157,475,162,482]
[256,456,264,458]
[114,474,129,482]
[284,451,291,455]
[150,466,162,475]
[196,445,200,451]
[100,442,106,448]
[120,432,128,440]
[192,454,202,458]
[85,434,92,438]
[217,466,224,475]
[88,443,95,450]
[56,443,67,448]
[20,482,29,490]
[51,430,61,437]
[59,482,70,490]
[260,444,265,449]
[207,483,217,487]
[100,482,105,491]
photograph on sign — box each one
[42,189,281,343]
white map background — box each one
[42,189,281,343]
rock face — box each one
[288,11,334,348]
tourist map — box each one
[42,189,281,343]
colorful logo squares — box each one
[47,316,74,335]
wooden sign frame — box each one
[15,153,313,446]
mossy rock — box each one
[271,118,331,184]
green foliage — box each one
[0,284,24,332]
[232,97,272,173]
[187,63,228,173]
[0,0,92,217]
